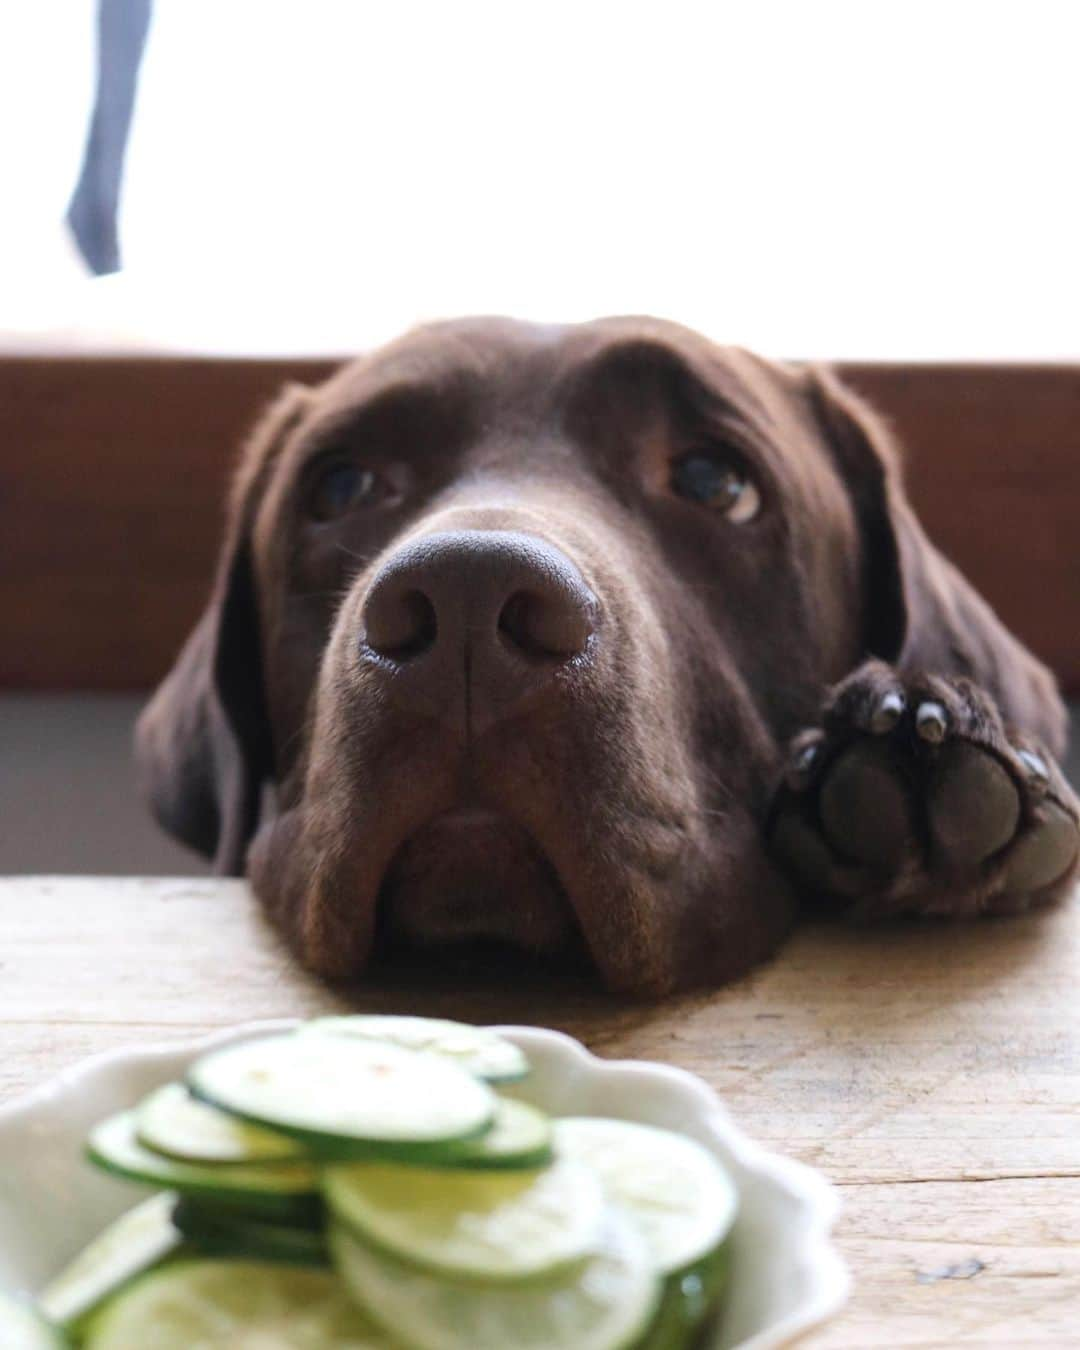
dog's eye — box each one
[671,453,761,523]
[307,460,381,520]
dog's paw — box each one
[768,661,1079,918]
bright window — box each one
[3,0,1079,357]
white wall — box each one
[3,0,1079,358]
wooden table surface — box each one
[2,877,1077,1347]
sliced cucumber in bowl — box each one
[86,1111,322,1225]
[301,1016,529,1084]
[324,1156,605,1282]
[20,1014,741,1346]
[37,1190,184,1334]
[411,1096,552,1171]
[136,1082,305,1165]
[637,1245,730,1349]
[81,1259,397,1349]
[231,1095,553,1170]
[554,1117,737,1275]
[171,1197,330,1267]
[188,1033,497,1157]
[330,1210,660,1350]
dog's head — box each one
[137,317,1059,992]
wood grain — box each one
[0,876,1076,1345]
[1,357,1078,692]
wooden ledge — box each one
[1,357,1078,691]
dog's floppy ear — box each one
[135,384,312,873]
[807,366,1066,755]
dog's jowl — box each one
[136,318,1080,993]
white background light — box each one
[2,0,1078,357]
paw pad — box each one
[927,743,1020,868]
[770,663,1080,917]
[818,742,917,869]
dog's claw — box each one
[915,701,948,744]
[870,691,905,734]
[786,740,821,791]
[1017,748,1050,790]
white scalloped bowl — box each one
[0,1022,848,1348]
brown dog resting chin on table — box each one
[136,317,1080,994]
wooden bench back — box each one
[2,357,1076,692]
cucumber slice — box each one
[319,1098,549,1170]
[302,1017,528,1084]
[637,1245,730,1349]
[330,1211,659,1350]
[136,1082,305,1164]
[188,1034,496,1152]
[324,1156,604,1282]
[86,1111,321,1224]
[38,1190,182,1332]
[420,1097,552,1171]
[554,1118,737,1275]
[0,1293,63,1349]
[245,1096,550,1169]
[172,1198,328,1267]
[83,1259,397,1349]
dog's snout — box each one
[359,530,596,732]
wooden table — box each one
[2,877,1077,1347]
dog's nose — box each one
[360,530,596,732]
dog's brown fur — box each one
[137,318,1077,993]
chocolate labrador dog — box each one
[137,317,1079,994]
